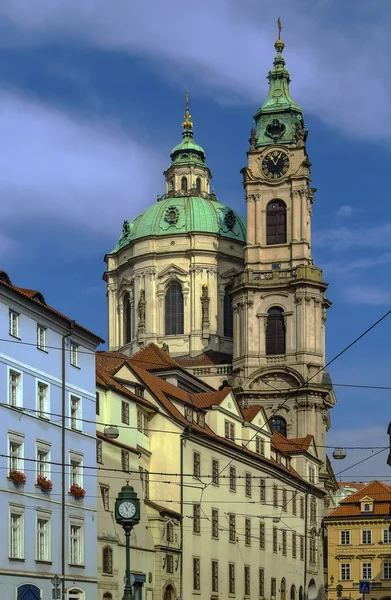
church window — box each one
[266,199,287,245]
[181,177,188,192]
[102,546,113,574]
[124,294,132,344]
[223,290,233,337]
[266,306,285,355]
[165,283,184,335]
[271,416,287,437]
[196,177,201,193]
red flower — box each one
[70,483,85,498]
[9,469,26,485]
[37,476,53,491]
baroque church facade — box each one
[104,35,336,477]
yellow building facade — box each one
[325,481,391,600]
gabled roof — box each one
[241,405,263,423]
[175,349,233,367]
[272,432,314,454]
[340,481,391,504]
[131,343,182,371]
[326,480,391,519]
[191,387,231,409]
[0,269,104,343]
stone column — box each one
[246,195,256,246]
[254,195,261,245]
[233,302,240,359]
[292,190,301,242]
[118,298,124,348]
[207,266,218,336]
[106,281,117,350]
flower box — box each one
[36,476,53,491]
[9,469,26,485]
[70,483,85,498]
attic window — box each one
[135,385,144,398]
[185,407,193,423]
[362,503,372,513]
[197,413,205,428]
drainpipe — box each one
[62,322,75,599]
[304,492,309,600]
[179,434,185,600]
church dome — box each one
[113,194,246,253]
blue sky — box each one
[1,0,391,480]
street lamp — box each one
[115,483,141,600]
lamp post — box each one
[115,483,141,600]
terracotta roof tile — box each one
[339,481,391,504]
[175,350,232,367]
[338,482,366,490]
[131,344,182,371]
[191,387,231,409]
[241,405,262,422]
[326,481,391,519]
[272,431,313,453]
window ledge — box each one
[37,347,49,354]
[68,563,85,568]
[9,557,25,562]
[9,334,21,341]
[36,560,52,565]
[70,364,81,370]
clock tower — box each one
[230,29,336,473]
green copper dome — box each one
[112,195,246,253]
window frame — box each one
[36,380,50,419]
[229,513,236,543]
[8,432,24,473]
[9,309,19,338]
[341,563,351,581]
[266,199,287,245]
[362,530,372,545]
[36,441,51,480]
[96,439,103,464]
[259,568,265,597]
[8,368,22,408]
[36,324,47,352]
[165,283,184,335]
[229,466,236,492]
[260,478,266,503]
[193,504,201,534]
[102,545,113,575]
[69,519,84,566]
[212,459,219,486]
[362,562,372,580]
[266,307,286,356]
[245,517,251,546]
[340,530,351,545]
[193,556,200,591]
[122,401,130,425]
[70,394,82,431]
[69,451,83,488]
[245,472,252,497]
[212,559,219,593]
[244,565,251,597]
[70,343,79,368]
[100,485,110,511]
[211,508,219,539]
[229,563,235,595]
[384,561,391,580]
[9,505,24,559]
[36,510,51,562]
[193,452,201,478]
[259,522,265,550]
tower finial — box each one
[182,88,193,130]
[277,17,282,39]
[275,17,285,52]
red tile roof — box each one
[338,482,366,490]
[326,481,391,518]
[272,431,314,453]
[175,350,232,366]
[131,344,182,371]
[241,405,263,422]
[0,270,104,343]
[191,387,231,409]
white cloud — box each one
[0,0,391,140]
[322,253,391,275]
[343,284,391,306]
[315,223,391,251]
[0,91,165,236]
[337,205,353,217]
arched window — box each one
[124,294,132,344]
[166,521,174,542]
[271,416,287,437]
[17,585,41,600]
[68,590,85,600]
[223,291,233,337]
[291,585,296,600]
[281,578,286,600]
[102,546,113,574]
[266,306,285,355]
[266,200,287,245]
[181,177,188,192]
[165,283,184,335]
[103,594,113,600]
[196,177,201,193]
[299,587,304,600]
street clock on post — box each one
[115,483,140,525]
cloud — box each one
[0,91,165,236]
[1,1,391,140]
[343,284,391,306]
[322,253,391,275]
[0,233,18,257]
[314,223,391,251]
[337,205,353,217]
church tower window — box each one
[165,283,184,335]
[271,416,287,437]
[124,294,132,344]
[181,177,188,192]
[196,177,201,193]
[223,291,233,337]
[266,200,287,245]
[266,306,285,355]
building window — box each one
[362,530,372,544]
[292,492,297,515]
[10,509,24,559]
[102,546,113,574]
[181,177,188,192]
[310,497,316,525]
[124,294,132,344]
[384,562,391,579]
[212,508,219,539]
[140,468,149,499]
[260,522,265,549]
[193,557,200,590]
[225,420,235,441]
[9,438,23,472]
[273,484,278,507]
[282,488,287,511]
[266,307,286,355]
[260,478,266,503]
[166,521,174,543]
[282,530,287,555]
[193,452,201,478]
[292,532,297,558]
[193,504,201,534]
[223,291,233,337]
[36,444,50,479]
[309,536,316,564]
[9,310,19,338]
[259,568,265,597]
[341,530,351,545]
[197,412,205,427]
[165,283,184,335]
[245,565,251,597]
[36,325,47,351]
[70,343,79,367]
[271,577,277,598]
[271,415,287,437]
[229,563,235,595]
[341,563,351,580]
[308,465,315,483]
[245,473,252,497]
[96,440,103,464]
[212,459,219,485]
[121,402,129,425]
[229,466,236,491]
[9,369,21,407]
[300,536,304,561]
[195,177,201,193]
[70,521,84,565]
[70,454,83,487]
[70,395,81,430]
[135,385,144,398]
[212,560,219,593]
[96,392,100,415]
[300,497,305,519]
[362,563,372,580]
[100,486,109,511]
[36,513,51,562]
[384,530,391,543]
[37,381,49,418]
[185,406,192,422]
[137,409,148,435]
[266,199,287,245]
[166,554,174,574]
[245,518,251,546]
[256,436,265,455]
[273,527,278,553]
[229,513,236,542]
[363,503,372,512]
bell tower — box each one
[230,24,336,471]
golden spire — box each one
[182,88,193,129]
[275,16,285,51]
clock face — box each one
[261,150,289,179]
[118,501,136,519]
